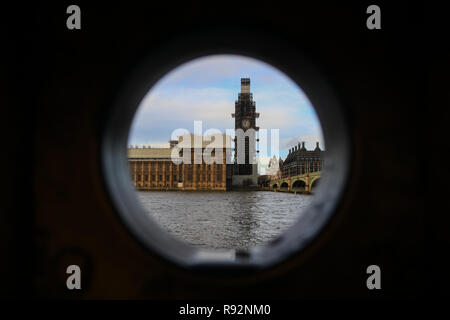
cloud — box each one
[130,88,235,140]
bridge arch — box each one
[292,180,306,192]
[280,182,289,189]
[272,183,278,189]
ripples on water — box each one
[136,191,314,250]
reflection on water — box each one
[137,191,314,250]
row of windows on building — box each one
[281,159,324,178]
[135,173,222,182]
[129,162,224,183]
[131,162,223,171]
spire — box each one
[301,141,307,151]
[314,141,321,151]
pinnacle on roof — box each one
[314,141,322,151]
[300,141,307,151]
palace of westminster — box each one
[128,78,324,190]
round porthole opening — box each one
[101,30,351,272]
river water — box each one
[136,191,314,250]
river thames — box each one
[136,191,314,250]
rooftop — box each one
[128,133,233,159]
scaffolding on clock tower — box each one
[231,78,260,187]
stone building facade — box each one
[128,134,233,191]
[279,141,324,178]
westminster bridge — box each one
[270,171,322,193]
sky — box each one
[128,54,324,174]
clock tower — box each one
[231,78,259,186]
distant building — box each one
[277,141,324,179]
[128,133,233,190]
[266,155,280,177]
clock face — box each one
[242,119,250,129]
